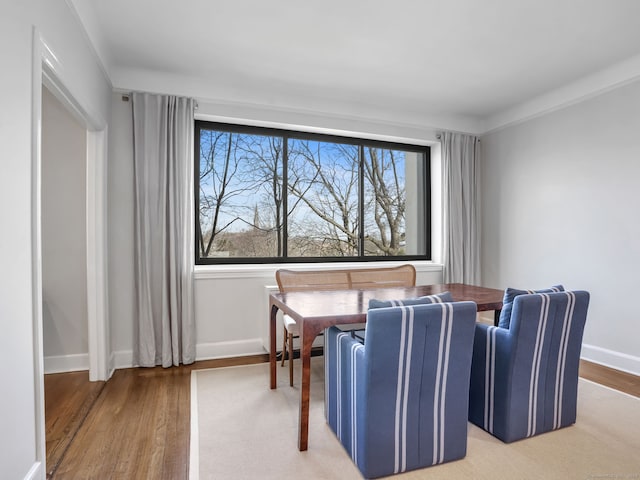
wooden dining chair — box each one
[275,264,416,386]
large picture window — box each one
[195,121,430,264]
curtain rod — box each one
[436,133,480,142]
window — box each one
[195,121,430,264]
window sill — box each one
[193,260,443,280]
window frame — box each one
[195,120,431,265]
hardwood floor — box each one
[579,359,640,397]
[44,372,105,478]
[46,355,638,479]
[46,355,267,479]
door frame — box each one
[31,27,110,475]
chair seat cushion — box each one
[283,314,299,335]
[497,285,564,328]
[368,291,453,309]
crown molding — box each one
[112,66,486,137]
[481,53,640,135]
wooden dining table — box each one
[268,282,504,451]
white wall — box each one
[0,1,111,478]
[107,95,444,367]
[480,78,640,375]
[41,86,88,372]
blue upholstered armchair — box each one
[325,301,477,479]
[468,290,590,443]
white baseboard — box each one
[582,343,640,376]
[111,339,267,370]
[23,461,43,480]
[112,349,135,370]
[195,339,266,361]
[73,342,640,378]
[107,351,117,379]
[44,353,89,374]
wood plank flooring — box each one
[47,355,267,479]
[578,360,640,397]
[45,355,638,479]
[44,372,105,478]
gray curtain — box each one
[441,131,481,284]
[132,92,195,367]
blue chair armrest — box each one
[468,323,512,435]
[325,326,366,446]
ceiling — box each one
[72,0,640,133]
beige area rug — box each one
[190,358,640,480]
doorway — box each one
[34,59,110,383]
[41,86,88,373]
[40,85,106,477]
[31,31,110,475]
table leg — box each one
[298,323,320,451]
[494,309,501,327]
[270,304,278,389]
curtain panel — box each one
[132,92,196,367]
[441,131,481,285]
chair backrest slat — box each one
[275,264,416,293]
